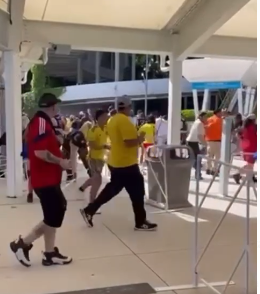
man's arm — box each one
[118,118,145,147]
[34,150,62,164]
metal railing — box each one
[155,157,257,293]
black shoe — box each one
[10,236,33,267]
[79,186,85,192]
[80,208,93,227]
[206,169,211,175]
[27,193,33,203]
[42,247,72,266]
[135,220,158,231]
[211,170,219,177]
[233,173,241,184]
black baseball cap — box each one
[38,93,61,108]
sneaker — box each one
[80,208,93,227]
[27,193,33,203]
[233,173,241,184]
[42,247,72,266]
[135,220,158,231]
[10,236,33,267]
[79,186,85,192]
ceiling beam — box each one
[175,0,251,60]
[23,20,172,54]
[195,36,257,60]
[0,10,9,49]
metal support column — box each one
[76,57,83,85]
[144,54,148,116]
[192,89,199,118]
[237,88,244,115]
[219,117,233,196]
[131,54,136,81]
[248,88,256,114]
[3,51,23,197]
[244,87,252,116]
[95,52,100,83]
[167,51,182,145]
[114,52,120,82]
[202,89,210,111]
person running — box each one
[80,96,157,231]
[138,115,156,164]
[79,109,109,209]
[10,93,72,267]
[233,114,257,184]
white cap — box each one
[116,96,132,108]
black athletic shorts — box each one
[34,185,67,228]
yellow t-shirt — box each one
[138,123,155,144]
[87,125,107,160]
[107,113,138,168]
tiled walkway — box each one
[0,162,257,294]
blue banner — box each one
[191,80,242,90]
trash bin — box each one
[146,145,194,210]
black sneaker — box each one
[233,173,241,184]
[79,186,85,192]
[10,236,33,267]
[42,247,72,266]
[135,220,158,231]
[80,209,93,227]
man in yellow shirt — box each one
[81,96,157,231]
[79,110,109,205]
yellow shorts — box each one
[88,158,104,174]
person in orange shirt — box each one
[204,109,223,175]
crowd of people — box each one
[5,93,257,268]
[187,109,257,182]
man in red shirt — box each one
[10,93,72,267]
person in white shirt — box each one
[186,111,207,179]
[155,115,168,145]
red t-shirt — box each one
[240,124,257,153]
[28,114,63,189]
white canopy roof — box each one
[183,59,257,87]
[0,0,257,74]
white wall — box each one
[60,78,192,102]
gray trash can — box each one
[146,145,194,210]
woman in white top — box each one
[186,111,207,179]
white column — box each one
[95,52,100,83]
[114,52,120,82]
[202,89,210,111]
[131,54,136,80]
[3,51,23,197]
[76,57,83,85]
[219,117,233,196]
[244,87,251,116]
[248,88,256,114]
[192,89,199,118]
[237,88,244,115]
[167,53,182,145]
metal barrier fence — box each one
[155,156,257,293]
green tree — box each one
[22,64,65,117]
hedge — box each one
[181,109,214,122]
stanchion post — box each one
[219,117,233,196]
[193,155,201,287]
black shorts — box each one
[34,185,67,228]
